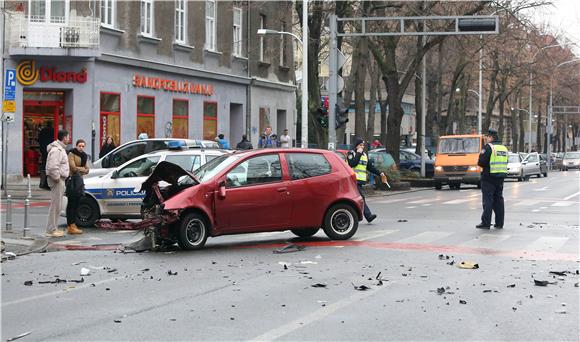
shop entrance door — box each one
[23,91,65,176]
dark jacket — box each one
[347,150,381,184]
[99,143,116,159]
[236,139,253,150]
[478,142,506,181]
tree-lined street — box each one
[2,171,578,341]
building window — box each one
[205,0,216,51]
[233,7,242,56]
[137,95,155,138]
[100,0,115,27]
[175,0,186,44]
[140,0,154,36]
[100,92,121,147]
[259,14,266,62]
[29,0,69,23]
[280,21,287,66]
[203,101,217,140]
[173,99,188,139]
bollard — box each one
[27,174,32,199]
[24,198,30,232]
[5,195,13,231]
[23,228,30,238]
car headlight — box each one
[468,166,480,172]
[435,166,443,172]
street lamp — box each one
[257,27,308,148]
[548,58,580,168]
[456,88,480,131]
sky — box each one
[535,0,580,55]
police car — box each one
[65,147,228,227]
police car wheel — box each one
[177,213,209,250]
[76,196,99,227]
[291,228,319,238]
[323,204,358,240]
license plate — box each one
[448,177,462,180]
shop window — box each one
[172,99,188,139]
[100,92,121,147]
[205,0,216,50]
[137,95,155,138]
[203,101,217,140]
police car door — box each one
[100,155,161,216]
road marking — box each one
[442,199,472,204]
[421,203,432,207]
[461,233,512,247]
[514,200,541,207]
[551,201,574,207]
[525,237,569,253]
[252,283,386,341]
[533,186,549,192]
[398,231,452,244]
[372,197,420,204]
[563,191,580,201]
[405,206,417,209]
[532,209,541,212]
[356,230,398,242]
[408,199,435,204]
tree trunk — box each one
[354,38,368,140]
[536,99,542,152]
[518,99,526,152]
[366,60,378,143]
[510,105,519,152]
[483,51,499,132]
[457,75,470,134]
[414,67,422,154]
[435,42,444,144]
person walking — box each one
[38,122,54,190]
[236,134,253,150]
[476,128,508,229]
[279,129,291,148]
[66,139,89,235]
[347,137,385,223]
[217,134,230,149]
[258,126,276,148]
[99,135,116,159]
[45,130,70,237]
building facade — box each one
[2,0,296,178]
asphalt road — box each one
[1,171,579,341]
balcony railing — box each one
[8,12,100,50]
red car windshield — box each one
[192,154,240,183]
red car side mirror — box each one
[218,181,226,199]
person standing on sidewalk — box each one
[45,130,70,238]
[66,139,89,235]
[476,128,508,229]
[347,137,385,223]
[279,129,291,148]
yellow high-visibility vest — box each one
[354,153,368,182]
[489,144,508,175]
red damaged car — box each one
[139,149,364,250]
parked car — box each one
[562,151,580,171]
[554,152,565,170]
[139,149,364,250]
[65,148,227,227]
[506,153,526,181]
[90,138,221,177]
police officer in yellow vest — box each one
[347,138,385,223]
[476,128,508,229]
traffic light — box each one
[317,106,328,128]
[458,18,497,32]
[335,101,349,129]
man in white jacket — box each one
[45,130,70,237]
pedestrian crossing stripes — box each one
[442,199,474,204]
[525,236,569,253]
[397,231,453,244]
[551,201,575,207]
[368,197,578,209]
[461,233,512,247]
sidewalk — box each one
[1,177,52,200]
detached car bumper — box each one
[434,173,481,184]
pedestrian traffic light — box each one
[335,102,349,129]
[317,106,328,128]
[458,18,497,32]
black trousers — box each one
[480,178,504,227]
[66,194,80,225]
[357,182,373,221]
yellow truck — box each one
[434,134,485,190]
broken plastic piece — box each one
[167,270,178,276]
[459,300,467,304]
[80,268,91,276]
[6,331,32,341]
[24,280,33,286]
[534,279,556,286]
[353,284,371,291]
[311,283,327,288]
[457,261,479,269]
[273,244,305,254]
[507,284,516,288]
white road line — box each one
[421,204,432,207]
[372,197,419,204]
[408,199,436,204]
[525,237,569,253]
[405,206,417,209]
[397,231,452,244]
[355,230,398,242]
[442,199,472,204]
[461,233,512,247]
[252,284,386,341]
[551,201,574,207]
[514,200,541,207]
[533,186,549,192]
[539,207,548,209]
[563,191,580,201]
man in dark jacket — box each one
[38,123,54,190]
[347,137,385,223]
[236,135,253,150]
[477,128,508,229]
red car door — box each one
[215,153,291,232]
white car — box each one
[65,148,227,226]
[89,138,221,178]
